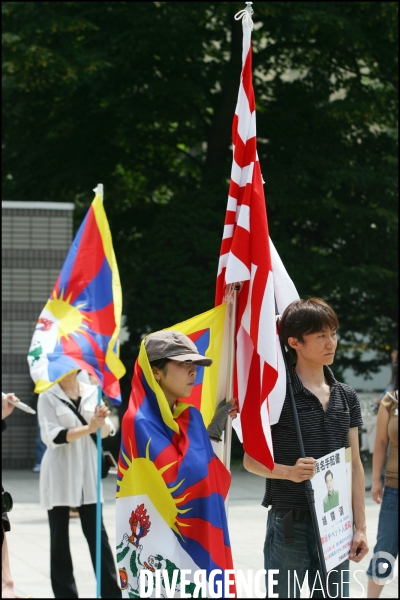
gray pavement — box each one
[2,466,398,599]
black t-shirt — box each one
[262,364,363,511]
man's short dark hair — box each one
[278,298,339,360]
[325,470,333,482]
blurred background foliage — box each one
[2,2,398,405]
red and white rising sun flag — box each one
[216,9,298,470]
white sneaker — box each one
[32,464,41,473]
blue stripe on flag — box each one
[168,409,211,491]
[172,533,227,594]
[177,494,230,546]
[73,258,113,310]
[74,332,104,371]
[46,354,82,381]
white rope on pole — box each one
[234,2,254,30]
[93,183,104,202]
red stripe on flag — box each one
[60,334,84,362]
[224,210,237,226]
[228,179,240,200]
[66,207,105,303]
[241,48,255,112]
[171,405,191,464]
[82,303,116,336]
[232,114,239,143]
[220,239,233,257]
[233,134,257,169]
[188,329,207,344]
[240,352,274,470]
[186,384,202,411]
[153,444,180,484]
[121,363,146,463]
[103,373,120,400]
[230,226,251,269]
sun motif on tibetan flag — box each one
[117,439,191,540]
[45,289,91,342]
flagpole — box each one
[278,335,329,597]
[221,1,252,507]
[223,284,240,511]
[96,387,102,598]
[95,183,104,599]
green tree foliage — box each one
[2,2,398,389]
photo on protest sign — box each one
[311,447,353,572]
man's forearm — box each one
[243,453,292,479]
[244,453,316,483]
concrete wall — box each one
[2,201,74,468]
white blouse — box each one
[38,382,115,510]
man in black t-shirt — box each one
[244,298,368,598]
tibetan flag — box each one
[216,14,298,469]
[116,305,235,599]
[165,304,229,428]
[27,187,126,404]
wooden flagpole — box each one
[222,284,240,511]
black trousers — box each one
[48,504,121,598]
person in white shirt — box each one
[38,372,121,598]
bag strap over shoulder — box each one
[58,396,98,446]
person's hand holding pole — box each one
[289,457,317,483]
[88,403,109,434]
